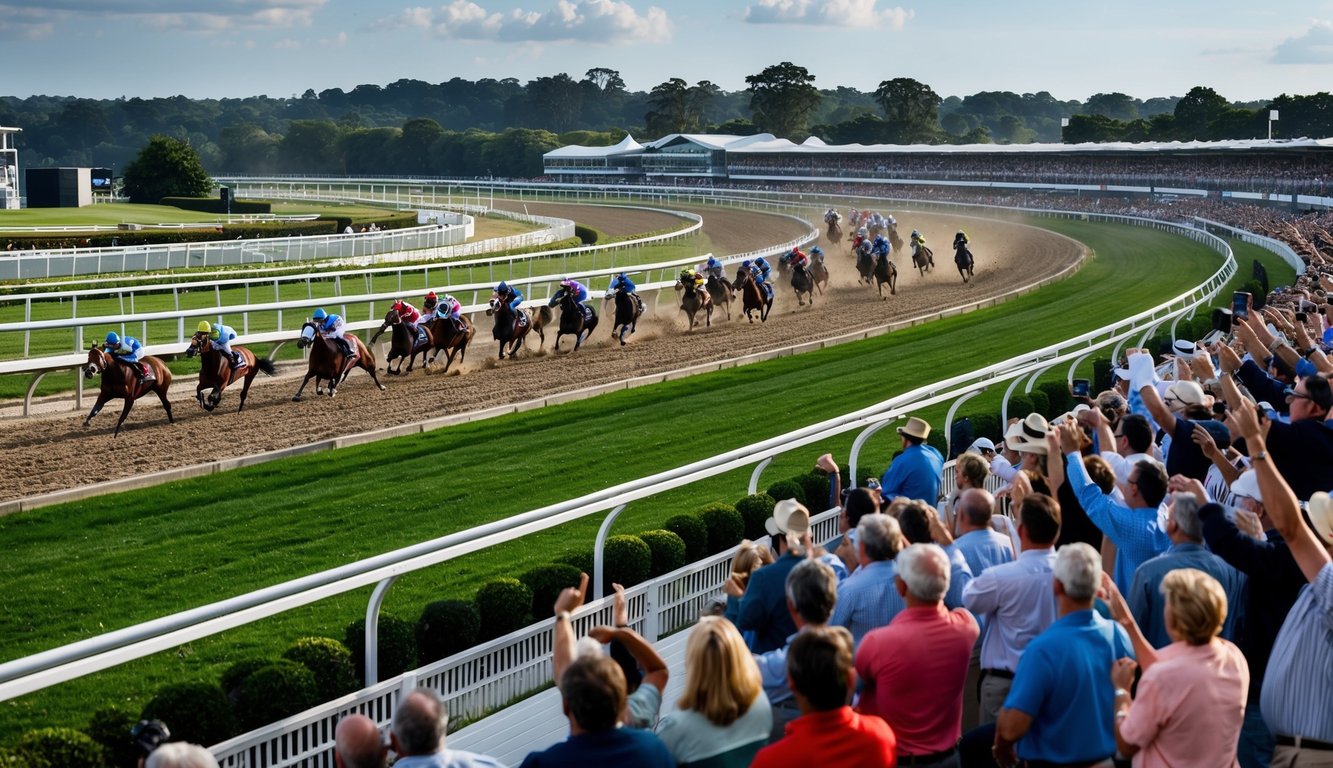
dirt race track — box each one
[3,205,1084,503]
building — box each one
[25,167,93,208]
[0,127,20,210]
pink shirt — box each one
[855,604,979,755]
[1119,640,1249,768]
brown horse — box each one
[554,291,598,352]
[675,277,713,331]
[911,244,935,276]
[705,274,733,321]
[607,288,644,346]
[826,219,843,246]
[426,315,475,373]
[810,251,830,294]
[369,308,433,375]
[186,333,276,412]
[486,293,542,359]
[874,250,898,300]
[82,345,174,437]
[887,225,904,253]
[293,321,385,401]
[732,266,772,323]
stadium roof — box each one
[544,133,644,158]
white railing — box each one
[1192,216,1307,274]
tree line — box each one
[4,65,1332,179]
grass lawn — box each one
[0,218,1232,742]
[0,203,225,227]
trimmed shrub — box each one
[554,549,594,576]
[140,681,234,746]
[417,599,481,663]
[967,413,1001,444]
[234,660,320,733]
[520,564,584,621]
[602,534,651,591]
[794,470,831,510]
[1189,313,1215,342]
[697,503,745,554]
[1039,381,1074,415]
[345,614,417,684]
[1007,394,1035,420]
[574,223,602,244]
[1091,357,1114,393]
[14,728,103,768]
[734,493,776,539]
[664,514,708,561]
[638,529,688,576]
[0,749,24,768]
[1244,279,1267,310]
[764,479,806,507]
[220,658,272,703]
[282,637,358,701]
[161,196,272,214]
[476,578,534,640]
[1028,390,1052,420]
[86,706,139,768]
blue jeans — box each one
[1238,701,1274,768]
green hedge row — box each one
[162,196,272,215]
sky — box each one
[3,0,1333,103]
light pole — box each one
[1268,110,1279,141]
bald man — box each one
[335,714,386,768]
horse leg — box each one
[113,397,136,438]
[363,359,387,391]
[196,381,208,411]
[83,394,110,427]
[156,385,176,424]
[293,372,314,401]
[237,373,255,412]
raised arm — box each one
[1129,351,1175,434]
[552,572,589,683]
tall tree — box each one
[1173,86,1228,140]
[525,74,583,132]
[121,135,211,203]
[745,62,821,140]
[1084,92,1139,122]
[874,78,941,143]
[644,78,692,136]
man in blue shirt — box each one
[753,558,838,743]
[952,489,1015,577]
[995,543,1135,768]
[738,499,811,653]
[830,513,907,647]
[880,417,944,504]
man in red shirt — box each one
[752,626,897,768]
[857,543,979,767]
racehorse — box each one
[826,219,843,246]
[82,345,175,437]
[676,278,713,331]
[732,266,772,323]
[810,251,830,295]
[425,315,475,373]
[486,294,543,359]
[293,321,384,401]
[186,332,275,412]
[911,244,935,276]
[855,245,876,285]
[791,262,815,307]
[954,242,976,283]
[554,291,598,352]
[887,225,904,253]
[874,250,898,300]
[369,308,433,375]
[705,274,733,321]
[608,288,644,346]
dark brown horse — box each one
[426,315,475,373]
[874,251,898,300]
[790,263,815,307]
[186,333,276,412]
[826,219,843,246]
[855,243,876,285]
[554,291,598,352]
[705,274,733,321]
[369,308,433,375]
[810,252,830,295]
[954,242,976,283]
[607,288,644,346]
[486,293,542,359]
[293,321,385,401]
[82,345,174,437]
[911,244,935,276]
[732,266,772,323]
[887,225,904,253]
[675,277,713,331]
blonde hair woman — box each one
[656,617,772,767]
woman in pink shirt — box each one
[1108,567,1249,768]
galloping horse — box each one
[293,321,384,401]
[370,308,433,375]
[810,251,830,295]
[826,219,843,246]
[82,345,175,436]
[874,251,898,300]
[705,274,733,321]
[887,224,904,253]
[732,266,772,323]
[186,332,275,412]
[554,292,598,352]
[426,315,474,373]
[608,288,644,346]
[954,242,976,283]
[675,277,713,331]
[911,243,935,276]
[790,262,815,307]
[486,294,542,359]
[855,244,876,285]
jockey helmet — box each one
[811,246,823,255]
[741,259,752,269]
[312,308,327,321]
[425,290,438,302]
[858,226,868,236]
[957,230,966,237]
[887,215,896,224]
[560,277,574,288]
[496,281,510,294]
[392,300,406,313]
[874,234,887,244]
[755,257,769,268]
[209,324,222,341]
[105,331,121,346]
[196,320,211,334]
[443,293,457,306]
[911,229,920,238]
[618,271,628,278]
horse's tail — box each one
[535,305,553,327]
[256,357,277,376]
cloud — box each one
[376,0,671,43]
[1271,19,1333,64]
[0,0,326,36]
[744,0,912,29]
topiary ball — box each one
[554,549,594,576]
[968,413,1001,444]
[734,493,775,539]
[233,660,320,733]
[519,564,584,620]
[15,728,103,768]
[1007,394,1035,421]
[664,514,707,561]
[345,614,418,684]
[637,529,687,577]
[282,637,359,701]
[220,658,272,704]
[1039,380,1074,415]
[416,599,481,664]
[86,706,139,768]
[1029,389,1052,420]
[602,534,651,592]
[140,680,235,747]
[764,479,805,507]
[697,503,745,554]
[475,578,534,641]
[794,471,831,511]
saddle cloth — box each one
[415,327,428,346]
[517,312,529,329]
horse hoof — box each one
[292,395,302,402]
[378,384,387,391]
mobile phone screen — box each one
[1232,291,1251,320]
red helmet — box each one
[425,291,437,301]
[392,300,406,312]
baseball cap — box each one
[1230,470,1263,504]
[1171,339,1196,359]
[967,437,996,454]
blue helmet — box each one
[312,308,327,321]
[707,256,720,267]
[874,234,887,244]
[755,257,769,267]
[105,331,121,346]
[740,259,752,269]
[617,271,627,278]
[811,246,823,255]
[912,230,920,238]
[496,281,510,294]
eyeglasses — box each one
[1284,387,1313,403]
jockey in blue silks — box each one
[495,281,523,311]
[608,272,637,295]
[104,331,149,382]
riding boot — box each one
[229,351,245,369]
[135,363,149,384]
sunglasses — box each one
[1284,387,1313,403]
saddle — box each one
[415,326,429,346]
[580,305,593,323]
[119,358,155,382]
[516,311,530,329]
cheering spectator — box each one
[754,558,838,741]
[751,626,897,768]
[335,714,386,768]
[896,500,974,608]
[880,416,944,503]
[738,499,813,652]
[656,617,770,766]
[829,513,907,646]
[391,689,503,768]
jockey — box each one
[788,247,810,272]
[849,208,862,227]
[679,266,706,292]
[391,299,421,337]
[702,256,725,280]
[954,230,969,247]
[427,292,466,336]
[752,257,774,299]
[608,271,637,296]
[311,308,355,360]
[203,320,244,369]
[104,331,149,382]
[419,291,442,323]
[886,214,897,228]
[872,234,892,258]
[911,229,927,257]
[810,245,825,263]
[824,207,841,224]
[495,281,523,312]
[549,277,589,307]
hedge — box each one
[967,413,1001,444]
[574,224,602,244]
[1007,394,1035,419]
[86,706,139,768]
[602,535,651,591]
[637,529,687,577]
[664,514,707,561]
[323,211,419,234]
[220,658,272,703]
[1029,390,1051,420]
[734,493,776,539]
[795,471,831,510]
[140,681,234,747]
[14,728,103,768]
[519,564,584,620]
[1091,357,1114,393]
[476,578,534,640]
[162,196,272,214]
[1039,380,1074,415]
[233,660,320,732]
[764,479,806,507]
[282,637,358,701]
[345,614,417,684]
[554,549,594,576]
[696,503,744,554]
[416,599,481,663]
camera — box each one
[1071,378,1090,398]
[865,478,881,490]
[132,720,170,758]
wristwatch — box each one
[555,610,572,622]
[1252,451,1268,462]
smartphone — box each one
[1232,291,1253,321]
[1201,329,1225,347]
[1296,312,1308,323]
[1071,378,1090,398]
